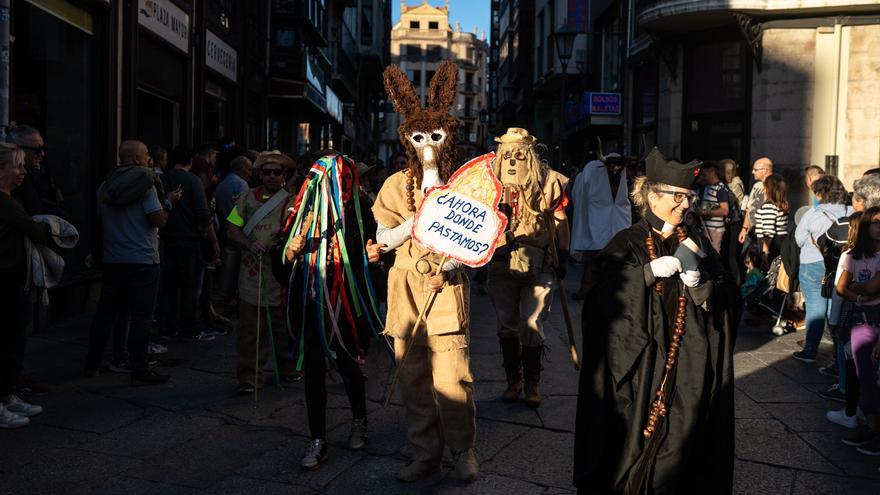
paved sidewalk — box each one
[2,265,879,494]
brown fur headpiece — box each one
[383,60,460,188]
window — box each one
[405,44,422,60]
[465,72,473,85]
[410,21,420,29]
[429,21,438,29]
[407,69,422,88]
[360,0,373,45]
[426,45,442,62]
[425,70,435,85]
[465,97,473,116]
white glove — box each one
[649,256,682,279]
[680,270,701,288]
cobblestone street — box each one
[2,265,879,494]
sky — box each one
[393,0,491,40]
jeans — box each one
[800,261,828,357]
[160,240,205,336]
[86,263,160,375]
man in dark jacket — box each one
[159,146,218,341]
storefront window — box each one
[205,80,229,143]
[12,0,104,274]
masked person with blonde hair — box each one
[487,128,570,408]
[574,148,739,494]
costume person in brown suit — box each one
[373,61,478,483]
[487,128,570,407]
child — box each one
[740,250,764,298]
[835,207,880,453]
[826,211,863,429]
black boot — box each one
[521,345,544,408]
[499,336,522,403]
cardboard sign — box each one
[412,153,507,268]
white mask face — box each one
[409,129,447,170]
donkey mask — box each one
[383,60,460,211]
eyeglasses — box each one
[657,190,697,204]
[20,145,45,154]
[752,166,766,172]
[261,168,284,177]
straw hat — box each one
[494,127,537,145]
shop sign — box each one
[138,0,189,54]
[206,30,237,82]
[325,87,342,124]
[588,92,621,115]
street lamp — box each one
[553,20,579,168]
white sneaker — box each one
[826,408,858,429]
[0,404,29,429]
[2,394,43,417]
[148,343,168,355]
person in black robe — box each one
[574,148,740,494]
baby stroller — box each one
[743,255,797,336]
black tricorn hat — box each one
[645,147,701,189]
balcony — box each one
[458,83,480,94]
[329,22,358,101]
[638,0,880,31]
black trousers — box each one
[303,329,367,440]
[0,270,26,396]
[86,263,160,374]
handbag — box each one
[821,273,835,299]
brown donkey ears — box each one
[383,65,421,119]
[426,60,458,114]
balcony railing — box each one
[458,83,480,94]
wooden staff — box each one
[383,254,450,408]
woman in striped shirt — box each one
[755,173,789,264]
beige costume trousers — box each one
[236,301,296,386]
[393,338,476,461]
[487,265,555,347]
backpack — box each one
[815,214,850,298]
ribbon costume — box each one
[279,152,385,470]
[373,61,479,483]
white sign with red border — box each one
[411,153,507,268]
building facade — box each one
[2,0,270,315]
[2,0,390,320]
[380,0,490,161]
[268,0,391,159]
[491,0,880,200]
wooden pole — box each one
[383,254,450,408]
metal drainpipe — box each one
[622,0,635,155]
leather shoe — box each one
[395,460,440,482]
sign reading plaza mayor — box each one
[411,153,508,267]
[138,0,189,54]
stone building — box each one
[491,0,880,200]
[380,0,490,161]
[635,0,880,194]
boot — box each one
[452,447,479,482]
[499,336,522,403]
[522,345,544,408]
[395,460,441,482]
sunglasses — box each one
[20,145,45,154]
[657,190,697,204]
[261,168,284,177]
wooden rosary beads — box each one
[645,228,687,293]
[643,226,689,439]
[405,169,416,212]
